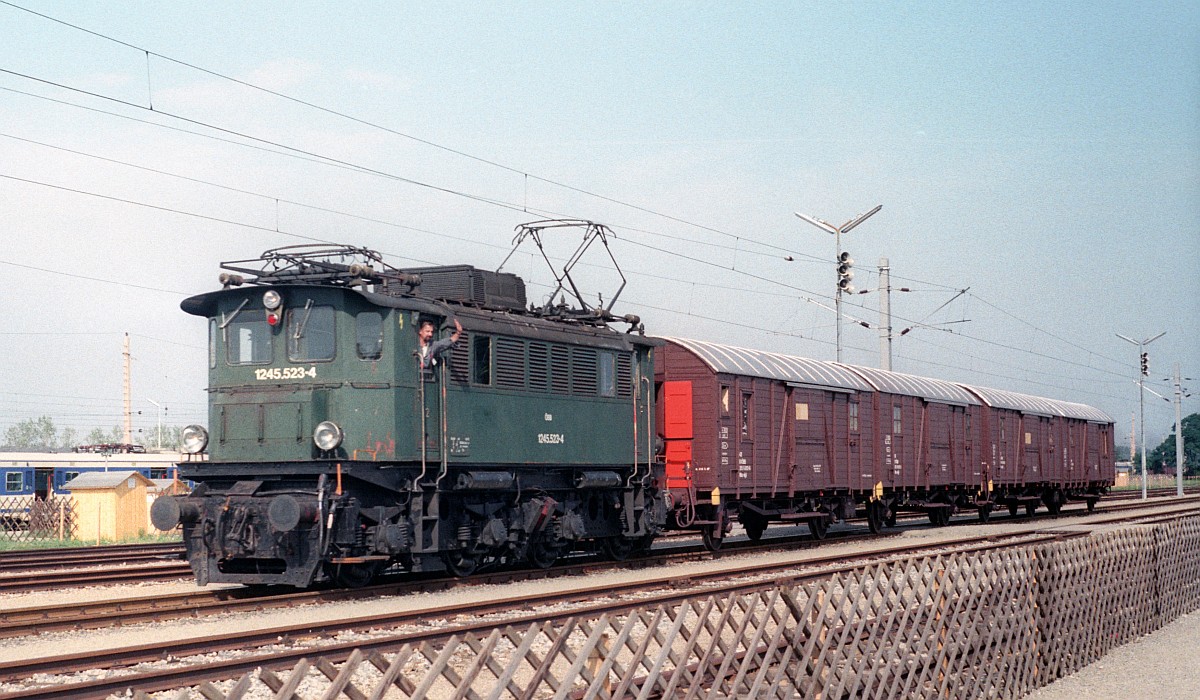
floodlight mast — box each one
[795,205,882,362]
[1116,331,1166,500]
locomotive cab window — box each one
[208,319,217,369]
[599,351,616,397]
[472,335,491,385]
[355,311,383,360]
[287,302,336,362]
[5,472,22,492]
[226,309,273,365]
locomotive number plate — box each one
[254,366,317,381]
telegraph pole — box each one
[1117,331,1166,499]
[1175,363,1184,497]
[123,333,132,444]
[878,257,892,371]
[795,205,882,362]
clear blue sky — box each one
[0,1,1196,451]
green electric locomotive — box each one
[152,243,664,587]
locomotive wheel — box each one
[701,526,724,552]
[808,516,829,541]
[978,505,993,524]
[326,562,380,588]
[443,551,479,577]
[866,502,887,534]
[602,536,638,561]
[529,539,564,569]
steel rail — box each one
[0,527,1106,699]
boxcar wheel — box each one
[1045,490,1064,517]
[927,508,951,527]
[1008,503,1020,517]
[866,501,887,534]
[1086,498,1098,514]
[808,516,829,541]
[743,516,767,542]
[1025,503,1037,517]
[701,526,724,552]
[978,505,993,524]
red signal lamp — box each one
[267,312,280,326]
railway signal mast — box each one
[1117,331,1165,500]
[795,204,882,362]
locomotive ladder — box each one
[411,356,448,556]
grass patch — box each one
[0,531,182,551]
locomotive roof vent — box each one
[397,265,528,312]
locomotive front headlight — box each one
[181,424,209,454]
[313,421,343,451]
[262,290,282,310]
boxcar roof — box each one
[661,338,873,392]
[961,385,1113,422]
[836,363,981,406]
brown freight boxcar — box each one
[654,337,1114,549]
[958,385,1114,516]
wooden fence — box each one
[0,495,77,543]
[156,517,1200,700]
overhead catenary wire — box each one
[0,5,1155,404]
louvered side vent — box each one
[617,353,633,397]
[571,348,598,396]
[495,337,526,389]
[448,333,470,383]
[528,342,549,393]
[550,346,571,395]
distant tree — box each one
[58,427,79,451]
[139,424,185,451]
[1148,413,1200,477]
[85,425,125,445]
[2,416,60,451]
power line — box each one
[0,0,820,264]
[0,13,1143,397]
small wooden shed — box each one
[62,470,153,542]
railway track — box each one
[2,500,1197,699]
[0,522,1121,700]
[6,491,1192,634]
[1,490,1194,595]
[0,541,183,573]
